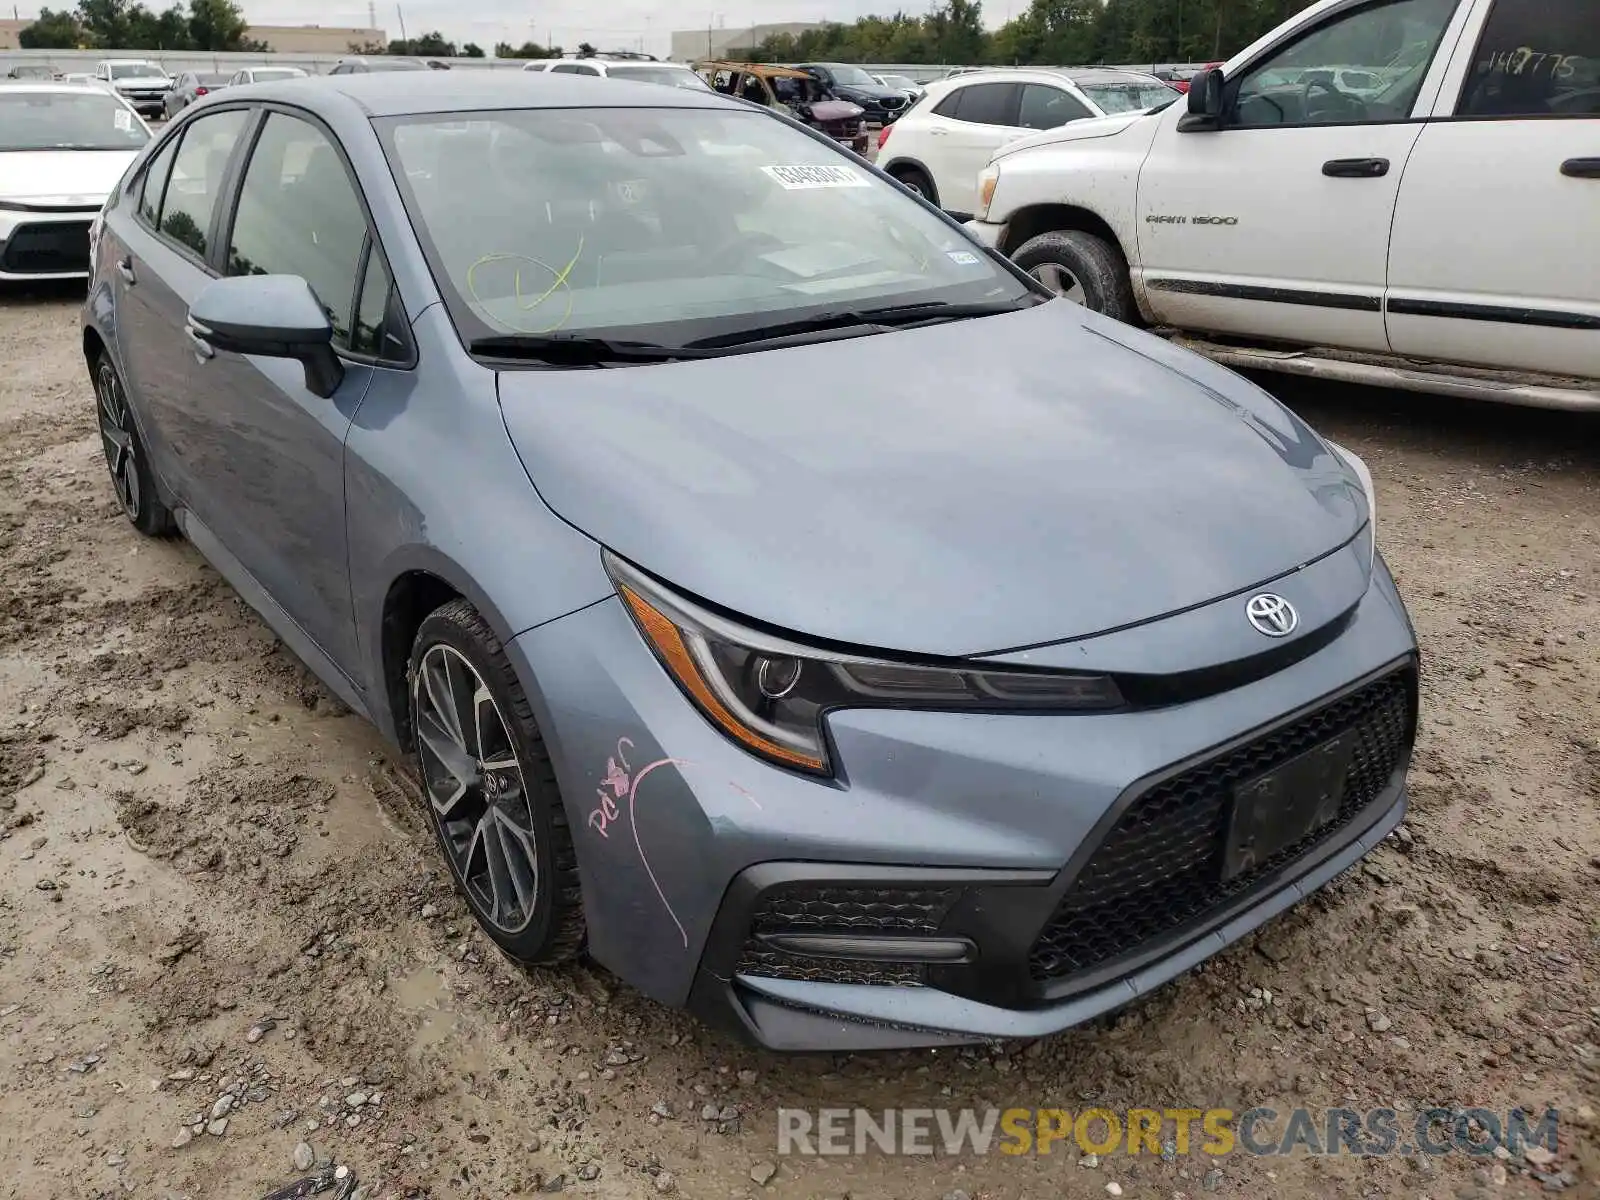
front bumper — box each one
[964,217,1007,251]
[0,207,99,280]
[118,91,166,115]
[510,549,1418,1050]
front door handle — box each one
[116,256,136,284]
[1560,157,1600,178]
[1322,157,1389,178]
[183,322,215,361]
[928,126,949,135]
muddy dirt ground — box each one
[1,282,1596,1200]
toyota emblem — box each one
[1245,593,1298,637]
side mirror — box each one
[1178,67,1225,131]
[187,275,343,398]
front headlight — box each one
[976,163,1000,220]
[1327,440,1377,570]
[605,552,1122,777]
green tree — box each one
[461,42,484,57]
[18,7,82,46]
[576,41,597,57]
[493,40,560,58]
[389,30,454,56]
[187,0,252,51]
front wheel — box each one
[888,164,937,206]
[1011,230,1139,324]
[409,599,585,965]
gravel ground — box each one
[1,282,1596,1200]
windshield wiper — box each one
[682,297,1042,352]
[469,334,716,366]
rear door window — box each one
[1456,0,1600,116]
[954,82,1020,125]
[157,108,249,258]
[1018,83,1093,129]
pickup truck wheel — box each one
[1012,230,1137,323]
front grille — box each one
[735,884,959,988]
[0,221,91,274]
[1029,670,1413,984]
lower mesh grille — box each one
[1029,670,1413,984]
[0,222,91,274]
[735,885,959,988]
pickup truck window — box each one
[1231,0,1456,127]
[1456,0,1600,117]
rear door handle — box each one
[1322,157,1389,178]
[1560,157,1600,178]
[116,256,136,284]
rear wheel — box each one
[888,164,937,206]
[94,353,174,537]
[409,599,585,965]
[1011,230,1138,324]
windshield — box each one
[881,75,916,89]
[110,64,166,80]
[0,91,149,152]
[1080,81,1179,113]
[373,59,427,71]
[380,107,1027,349]
[198,73,230,85]
[826,65,877,87]
[252,68,306,81]
[610,65,712,90]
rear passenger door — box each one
[1385,0,1600,378]
[114,106,251,504]
[925,81,1021,217]
[189,107,410,678]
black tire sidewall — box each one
[890,165,936,206]
[1012,231,1136,323]
[408,603,573,962]
[96,353,173,537]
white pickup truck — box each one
[964,0,1599,410]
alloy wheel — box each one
[96,362,142,520]
[1029,262,1088,305]
[413,644,540,934]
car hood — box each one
[991,110,1150,160]
[834,83,909,101]
[0,150,138,202]
[496,303,1364,657]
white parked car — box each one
[878,68,1179,216]
[228,66,309,86]
[0,83,150,281]
[522,56,713,91]
[965,0,1600,409]
[92,59,173,118]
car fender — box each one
[983,111,1163,306]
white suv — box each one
[878,68,1179,217]
[965,0,1599,409]
[523,56,712,92]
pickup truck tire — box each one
[1012,230,1137,324]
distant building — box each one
[245,25,386,53]
[0,20,33,48]
[669,21,824,63]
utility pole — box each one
[396,4,407,44]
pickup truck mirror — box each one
[1179,67,1225,131]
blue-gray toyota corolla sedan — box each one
[83,71,1417,1050]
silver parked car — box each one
[83,71,1416,1050]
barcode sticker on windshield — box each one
[762,164,869,190]
[946,250,982,265]
[113,109,132,131]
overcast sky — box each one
[233,1,1010,56]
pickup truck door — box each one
[1133,0,1470,353]
[1385,0,1600,379]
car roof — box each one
[0,80,127,96]
[234,70,743,117]
[99,58,158,65]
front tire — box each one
[408,599,585,965]
[94,353,174,537]
[1011,230,1138,323]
